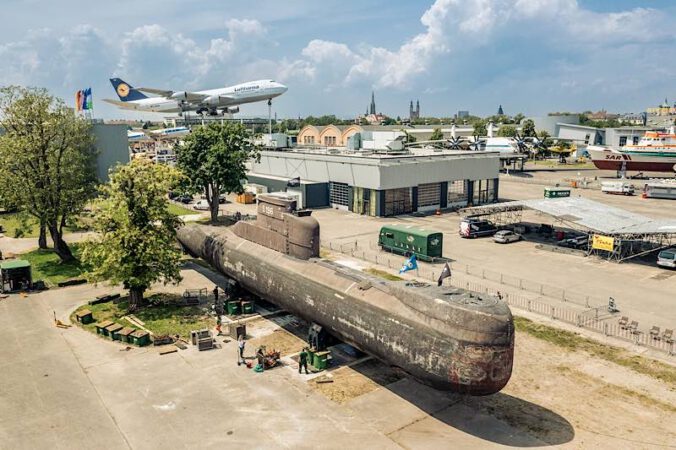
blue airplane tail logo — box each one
[109,78,148,102]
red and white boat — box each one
[589,126,676,173]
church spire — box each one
[370,91,376,115]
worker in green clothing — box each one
[298,347,310,374]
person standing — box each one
[298,347,310,375]
[256,347,265,371]
[237,334,246,366]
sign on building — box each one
[592,234,614,252]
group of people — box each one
[235,334,311,375]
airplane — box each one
[103,78,288,116]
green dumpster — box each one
[313,351,330,371]
[130,330,150,347]
[307,348,315,368]
[116,327,135,343]
[106,323,123,340]
[96,320,114,336]
[241,301,254,314]
[227,300,241,316]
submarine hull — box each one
[178,224,514,395]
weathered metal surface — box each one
[178,224,514,395]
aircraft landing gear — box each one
[267,98,272,135]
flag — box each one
[81,88,88,110]
[399,254,418,274]
[75,90,82,111]
[85,88,93,110]
[287,176,300,187]
[437,262,451,286]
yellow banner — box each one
[592,234,614,252]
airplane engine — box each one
[203,95,222,106]
[171,91,188,100]
[225,106,239,114]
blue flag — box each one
[399,254,418,274]
[85,88,93,110]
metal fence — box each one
[325,240,675,356]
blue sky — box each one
[2,0,675,119]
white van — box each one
[657,248,676,269]
[601,181,634,196]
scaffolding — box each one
[462,197,676,262]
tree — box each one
[512,113,525,124]
[403,130,417,143]
[0,86,97,260]
[497,125,517,137]
[473,120,487,137]
[521,119,537,137]
[82,160,183,311]
[176,122,260,222]
[430,127,444,141]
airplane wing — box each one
[137,87,211,103]
[136,87,174,97]
[102,98,142,110]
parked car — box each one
[177,194,193,204]
[459,218,498,238]
[493,230,522,244]
[657,248,676,269]
[557,235,588,249]
[193,199,210,210]
[219,193,227,204]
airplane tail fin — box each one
[109,78,148,102]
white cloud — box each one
[293,0,674,90]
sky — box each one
[2,0,675,120]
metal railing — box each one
[325,240,675,356]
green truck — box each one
[378,225,443,262]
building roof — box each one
[0,259,31,270]
[464,197,676,235]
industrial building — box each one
[246,146,500,216]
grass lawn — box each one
[71,293,215,340]
[21,243,85,286]
[167,203,200,217]
[514,316,676,386]
[0,212,91,239]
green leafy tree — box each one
[497,125,517,137]
[0,86,97,260]
[473,120,487,137]
[403,130,417,143]
[521,119,537,137]
[512,113,525,124]
[176,122,260,222]
[82,160,183,311]
[430,127,444,141]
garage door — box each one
[418,183,441,209]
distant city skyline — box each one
[2,0,675,119]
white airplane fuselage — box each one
[109,79,287,114]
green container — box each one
[313,351,329,371]
[227,300,241,316]
[130,330,150,347]
[241,301,254,314]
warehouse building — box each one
[246,147,500,216]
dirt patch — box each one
[247,328,306,357]
[310,366,383,404]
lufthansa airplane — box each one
[103,78,288,115]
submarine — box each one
[177,194,514,395]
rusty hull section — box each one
[178,224,514,395]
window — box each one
[384,188,413,216]
[633,136,640,145]
[324,136,337,146]
[619,136,627,147]
[448,180,467,203]
[473,179,497,205]
[417,183,441,208]
[584,134,590,145]
[329,182,349,207]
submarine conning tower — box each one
[232,194,320,260]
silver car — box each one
[493,230,522,244]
